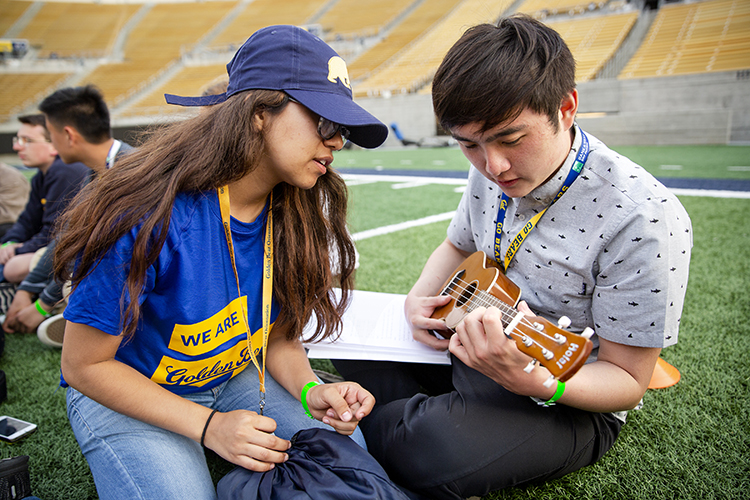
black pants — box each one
[334,357,622,500]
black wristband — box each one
[200,409,218,448]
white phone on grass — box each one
[0,416,37,442]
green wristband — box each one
[1,241,17,248]
[35,299,52,318]
[301,381,321,419]
[544,380,565,406]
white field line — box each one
[669,188,750,199]
[352,212,456,241]
[345,174,750,242]
[341,173,468,186]
[391,181,433,189]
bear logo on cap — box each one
[327,57,351,89]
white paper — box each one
[303,289,451,365]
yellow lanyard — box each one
[494,131,590,271]
[499,207,548,271]
[217,186,273,415]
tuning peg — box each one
[557,316,571,329]
[522,335,533,347]
[543,375,556,388]
[553,333,566,345]
[581,327,594,339]
[524,360,537,373]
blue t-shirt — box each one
[64,190,280,395]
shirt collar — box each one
[105,139,122,169]
[523,123,582,206]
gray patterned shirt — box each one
[447,124,692,355]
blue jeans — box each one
[67,367,365,500]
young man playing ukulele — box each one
[334,14,692,500]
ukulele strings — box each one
[442,276,559,346]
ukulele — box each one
[431,251,593,385]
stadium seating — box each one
[120,63,227,117]
[17,3,140,58]
[0,0,31,36]
[516,0,606,18]
[315,0,411,40]
[619,0,750,78]
[207,0,328,50]
[353,0,515,98]
[123,0,330,118]
[545,11,639,81]
[83,1,235,108]
[347,0,464,81]
[0,72,70,122]
[2,0,748,124]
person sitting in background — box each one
[0,162,31,318]
[0,162,30,240]
[40,85,133,174]
[0,115,88,309]
[2,86,134,344]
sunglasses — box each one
[287,97,350,144]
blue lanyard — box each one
[494,130,590,271]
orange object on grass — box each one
[648,357,681,389]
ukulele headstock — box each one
[510,313,593,383]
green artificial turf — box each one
[610,145,750,179]
[0,335,96,498]
[334,146,471,172]
[348,181,464,234]
[335,144,750,181]
[1,146,748,499]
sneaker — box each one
[37,314,65,348]
[0,455,32,500]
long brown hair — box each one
[54,90,356,342]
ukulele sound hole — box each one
[442,269,465,296]
[457,281,477,308]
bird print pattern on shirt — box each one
[448,126,692,349]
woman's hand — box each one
[303,382,375,435]
[202,409,291,472]
[404,293,453,350]
[62,322,292,473]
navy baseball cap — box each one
[165,25,388,149]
